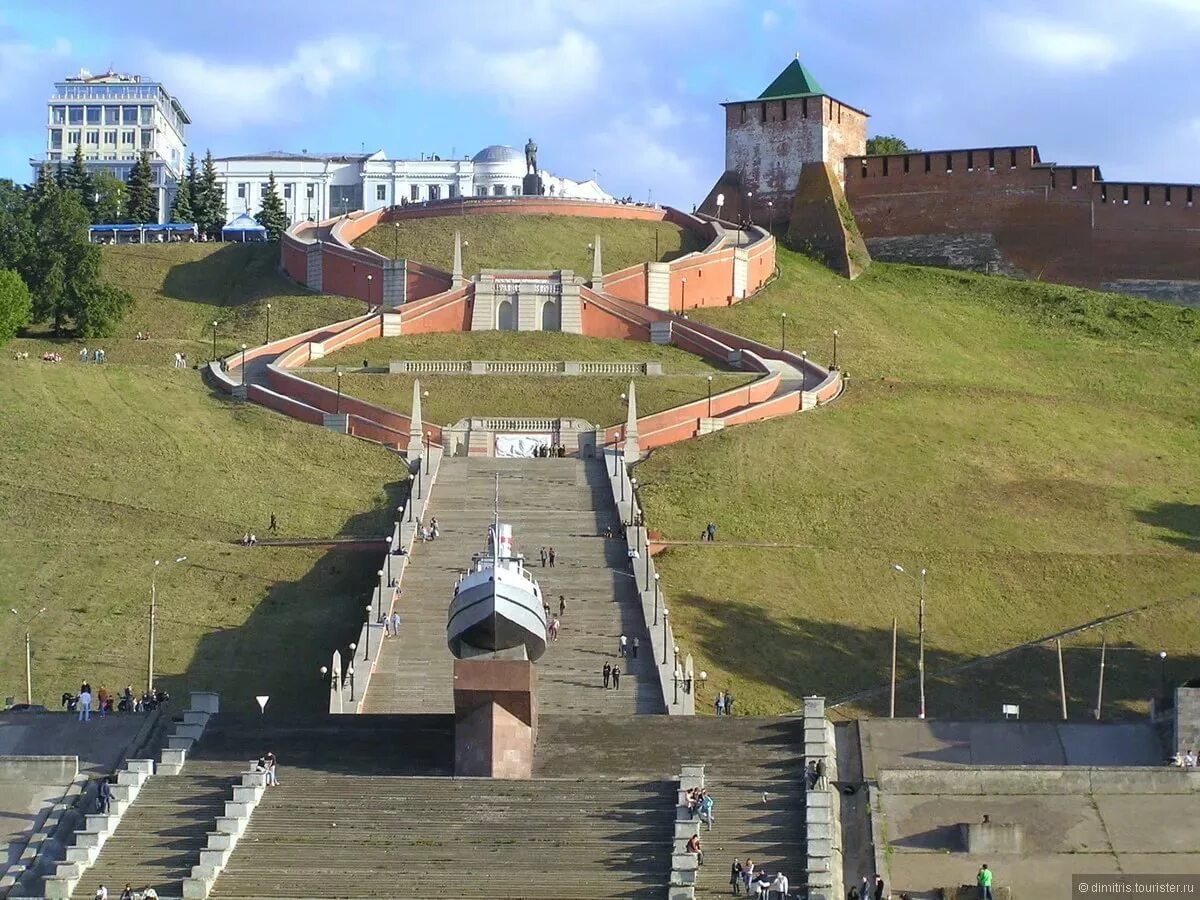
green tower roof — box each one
[757,58,824,100]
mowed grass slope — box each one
[640,251,1200,718]
[353,213,706,275]
[1,246,396,712]
[318,330,731,373]
[13,243,365,365]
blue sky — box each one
[1,0,1198,206]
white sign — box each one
[256,695,270,714]
[494,279,562,295]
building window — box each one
[760,101,767,121]
[1009,148,1018,168]
[740,104,747,124]
[988,149,996,170]
[121,131,135,145]
[410,184,420,201]
[284,183,293,199]
[802,97,809,118]
[260,182,269,198]
[68,130,81,144]
[882,157,889,176]
[104,107,119,126]
[967,150,974,170]
[85,131,99,145]
[428,185,441,201]
[86,107,101,125]
[924,153,931,174]
[945,153,953,172]
[140,106,153,125]
[781,99,787,121]
[68,106,83,125]
[141,130,152,149]
[122,105,138,125]
[376,184,386,201]
[237,184,247,199]
[50,130,63,149]
[493,185,505,196]
[903,155,910,174]
[1071,168,1078,189]
[51,106,66,125]
[475,186,487,196]
[104,130,117,145]
[448,184,458,199]
[511,185,521,195]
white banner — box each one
[495,434,547,458]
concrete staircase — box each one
[363,457,663,715]
[207,776,674,900]
[77,764,241,898]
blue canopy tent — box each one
[222,213,268,243]
[89,223,197,244]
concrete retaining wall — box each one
[0,756,79,784]
[877,766,1200,795]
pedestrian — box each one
[78,687,92,722]
[742,859,755,893]
[540,547,547,567]
[714,692,725,716]
[263,751,280,786]
[97,686,109,717]
[619,634,628,658]
[120,884,134,900]
[612,664,621,689]
[630,635,638,658]
[771,872,789,899]
[699,791,715,831]
[548,547,556,567]
[725,691,735,715]
[706,522,716,541]
[548,617,560,642]
[977,864,993,900]
[848,888,860,900]
[80,347,88,362]
[603,661,612,689]
[269,512,278,533]
[861,876,871,900]
[686,832,703,866]
[730,858,743,895]
[97,777,112,814]
[873,874,885,900]
[382,615,392,637]
[93,885,107,900]
[391,612,400,636]
[558,594,566,617]
[816,758,827,789]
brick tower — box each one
[699,56,868,226]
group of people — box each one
[601,660,622,689]
[171,352,190,369]
[380,611,402,637]
[66,684,169,720]
[535,444,566,458]
[418,517,440,541]
[685,787,716,831]
[254,751,280,786]
[728,859,790,898]
[538,546,557,567]
[92,883,158,899]
[41,351,63,362]
[134,331,153,341]
[11,350,30,360]
[79,347,107,363]
[1169,749,1199,767]
[805,758,828,790]
[240,533,259,546]
[700,521,718,541]
[714,690,735,715]
[618,633,639,659]
[847,874,887,900]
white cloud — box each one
[587,115,707,205]
[762,9,781,30]
[0,36,70,101]
[142,36,382,129]
[985,14,1127,72]
[434,30,602,109]
[646,102,685,130]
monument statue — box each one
[524,138,538,175]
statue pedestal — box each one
[453,656,537,778]
[522,174,544,196]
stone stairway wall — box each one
[363,457,663,715]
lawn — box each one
[639,251,1200,718]
[352,213,706,275]
[0,360,403,713]
[318,330,731,373]
[305,372,755,427]
[12,243,365,366]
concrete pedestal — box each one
[453,657,537,779]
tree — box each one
[193,150,226,239]
[0,179,35,275]
[65,145,95,216]
[125,151,157,223]
[865,134,917,155]
[170,170,194,224]
[0,268,32,347]
[92,172,128,224]
[255,173,288,240]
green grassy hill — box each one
[641,252,1200,718]
[352,213,706,275]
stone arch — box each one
[497,298,516,331]
[540,298,561,331]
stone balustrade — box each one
[670,763,705,899]
[804,696,844,900]
[182,768,269,898]
[384,359,667,376]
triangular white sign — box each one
[255,695,269,713]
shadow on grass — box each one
[160,243,290,306]
[670,586,1200,721]
[1137,502,1200,552]
[156,477,410,716]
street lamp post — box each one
[745,190,754,227]
[365,602,374,660]
[680,277,687,313]
[9,607,47,705]
[240,344,248,385]
[336,370,343,414]
[265,303,271,344]
[767,200,775,234]
[715,193,724,224]
[148,555,187,695]
[630,479,639,551]
[781,312,787,352]
[800,351,808,391]
[653,573,661,625]
[706,375,713,418]
[662,608,670,665]
[347,663,356,702]
[211,321,218,362]
[832,330,839,369]
[1160,650,1168,699]
[424,431,431,475]
[367,273,373,307]
[892,564,927,719]
[393,222,400,259]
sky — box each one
[2,0,1199,207]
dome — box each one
[472,145,523,164]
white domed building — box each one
[212,144,613,226]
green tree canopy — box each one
[193,150,226,239]
[92,172,128,224]
[865,135,917,155]
[255,172,289,241]
[65,145,95,217]
[125,151,157,223]
[0,268,32,347]
[0,179,34,274]
[170,170,194,224]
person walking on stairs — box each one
[558,594,566,617]
[612,663,621,689]
[603,661,612,689]
[548,546,556,567]
[619,634,628,658]
[977,864,993,900]
[730,858,743,895]
[631,636,639,658]
[540,547,547,567]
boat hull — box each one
[448,577,547,662]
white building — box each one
[213,145,612,225]
[32,69,190,223]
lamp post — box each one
[745,190,754,227]
[265,303,271,344]
[892,564,927,720]
[832,329,839,369]
[365,602,374,660]
[336,370,343,414]
[715,193,724,223]
[680,277,687,314]
[1159,650,1168,699]
[653,573,661,625]
[393,222,400,258]
[781,312,787,351]
[211,321,218,362]
[630,479,639,551]
[424,431,431,475]
[148,555,187,695]
[367,273,373,307]
[347,663,356,702]
[800,351,808,390]
[662,608,670,665]
[706,375,713,418]
[620,462,626,503]
[673,644,680,671]
[9,606,46,705]
[767,200,775,234]
[240,344,247,385]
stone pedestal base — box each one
[454,657,537,779]
[522,174,544,196]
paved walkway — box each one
[362,457,662,715]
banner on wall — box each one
[495,434,547,458]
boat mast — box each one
[493,473,500,561]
